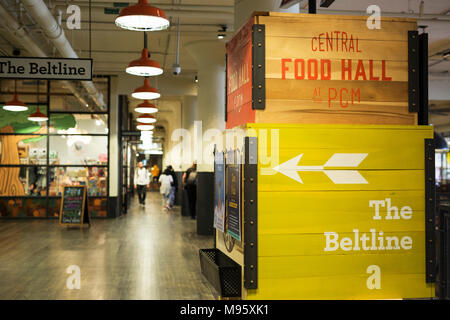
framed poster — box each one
[226,150,242,241]
[213,151,225,232]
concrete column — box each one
[185,40,225,235]
[181,95,198,172]
[108,75,120,217]
[234,0,300,31]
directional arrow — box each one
[273,153,368,184]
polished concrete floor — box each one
[0,192,216,300]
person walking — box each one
[134,161,150,206]
[167,165,178,209]
[151,164,160,183]
[182,163,197,219]
[159,168,173,210]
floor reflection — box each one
[0,192,216,300]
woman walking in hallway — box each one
[159,167,173,210]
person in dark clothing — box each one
[182,163,197,219]
[166,165,178,209]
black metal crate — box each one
[199,248,241,298]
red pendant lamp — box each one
[3,94,28,112]
[132,78,161,100]
[135,100,158,114]
[115,0,170,32]
[28,106,48,122]
[3,80,28,112]
[136,122,155,131]
[136,113,156,124]
[126,48,163,77]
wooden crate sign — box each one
[226,12,418,127]
[243,124,434,300]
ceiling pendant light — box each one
[126,48,163,76]
[3,94,28,112]
[136,122,155,131]
[132,78,161,100]
[28,106,48,122]
[115,0,170,32]
[136,113,156,124]
[3,80,28,112]
[135,100,158,114]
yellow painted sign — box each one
[244,124,434,300]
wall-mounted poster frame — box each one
[226,149,242,242]
[214,149,225,233]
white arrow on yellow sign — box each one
[273,153,369,184]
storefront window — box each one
[0,135,47,165]
[0,166,48,196]
[49,135,108,166]
[48,167,107,197]
[48,114,108,135]
[0,77,110,218]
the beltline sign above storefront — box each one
[0,57,93,80]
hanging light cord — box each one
[176,17,180,66]
[144,31,149,58]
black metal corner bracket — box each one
[252,24,265,111]
[243,136,258,289]
[418,33,429,125]
[408,31,420,113]
[425,138,436,283]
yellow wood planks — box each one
[245,124,434,299]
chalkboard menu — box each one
[59,186,90,226]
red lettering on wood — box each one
[281,58,292,80]
[308,59,318,80]
[295,59,305,80]
[329,88,337,108]
[340,88,349,108]
[355,60,367,80]
[369,60,379,81]
[352,88,361,104]
[321,59,331,80]
[342,32,348,52]
[382,60,392,81]
[341,59,352,80]
[312,37,318,51]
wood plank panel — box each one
[246,275,433,300]
[259,14,416,42]
[247,124,432,149]
[258,254,426,279]
[259,169,424,191]
[266,59,409,81]
[264,148,426,170]
[259,231,425,257]
[266,36,409,61]
[256,108,416,125]
[263,99,410,114]
[266,79,408,102]
[258,191,424,233]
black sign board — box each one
[59,186,90,227]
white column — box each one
[234,0,300,31]
[109,76,119,198]
[185,40,226,173]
